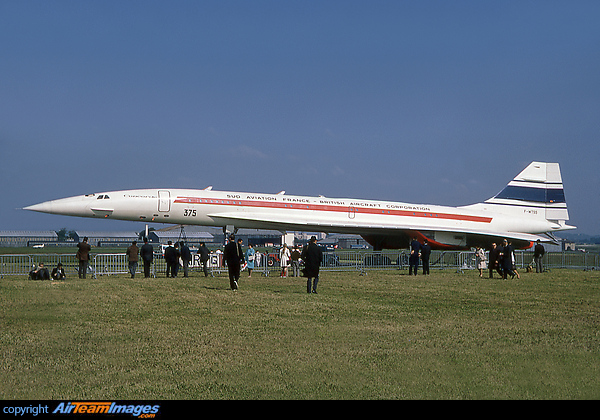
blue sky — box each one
[1,1,599,235]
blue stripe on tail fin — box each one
[494,184,566,203]
[485,162,570,223]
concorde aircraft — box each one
[24,161,575,250]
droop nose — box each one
[23,196,92,217]
[24,201,55,213]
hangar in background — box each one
[0,231,58,247]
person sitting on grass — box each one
[29,262,50,280]
[52,262,66,280]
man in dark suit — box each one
[76,236,91,278]
[197,242,210,277]
[51,262,66,280]
[501,239,515,279]
[164,241,178,278]
[180,241,192,277]
[140,238,154,278]
[421,239,432,275]
[409,236,421,276]
[223,235,244,290]
[301,236,323,294]
[488,242,501,278]
[534,240,545,273]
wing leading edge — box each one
[207,210,558,250]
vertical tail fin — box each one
[485,162,570,225]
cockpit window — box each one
[97,195,104,199]
[104,195,110,199]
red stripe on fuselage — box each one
[411,231,463,250]
[173,196,493,224]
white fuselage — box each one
[23,162,575,250]
[25,188,561,249]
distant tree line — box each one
[56,228,77,241]
[54,227,157,242]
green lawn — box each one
[1,269,599,399]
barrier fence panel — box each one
[0,255,32,277]
[94,254,132,277]
[31,254,81,276]
[0,254,83,278]
[1,251,598,278]
[92,252,228,278]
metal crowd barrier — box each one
[1,250,598,278]
[0,254,83,278]
[222,250,600,275]
[94,252,226,278]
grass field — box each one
[1,268,599,399]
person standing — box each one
[421,239,432,275]
[237,238,245,272]
[76,236,91,279]
[534,239,545,273]
[408,236,420,276]
[180,241,191,277]
[291,246,301,277]
[254,250,262,269]
[279,243,291,278]
[508,240,520,279]
[475,246,487,278]
[164,241,177,278]
[245,243,255,277]
[197,242,210,277]
[301,236,323,294]
[172,242,181,277]
[126,240,139,278]
[501,239,515,279]
[224,234,244,290]
[140,238,154,278]
[488,242,502,278]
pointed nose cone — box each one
[24,196,92,217]
[24,201,56,214]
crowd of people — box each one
[486,239,546,278]
[223,234,323,293]
[407,236,546,279]
[28,235,546,289]
[123,234,323,294]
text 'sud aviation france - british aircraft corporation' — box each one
[24,162,575,250]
